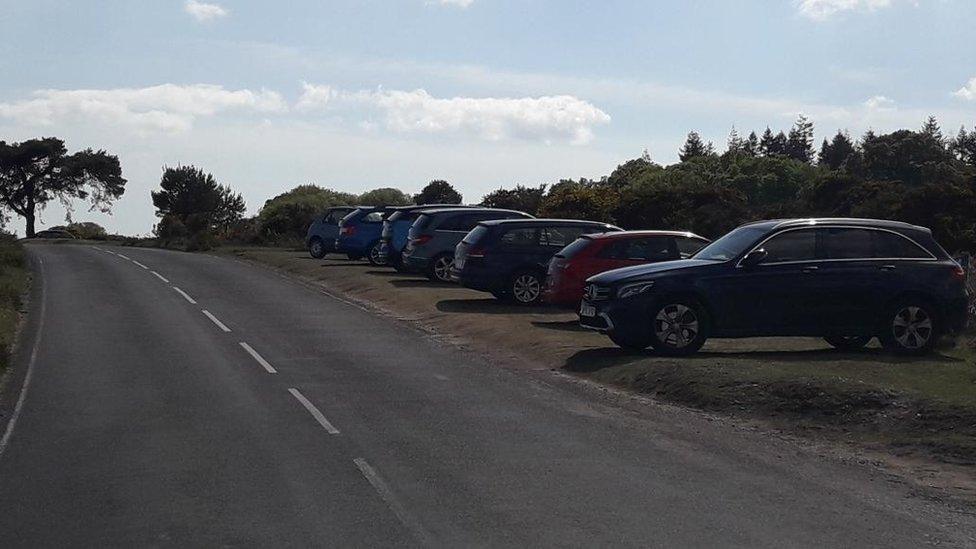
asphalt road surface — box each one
[1,243,973,547]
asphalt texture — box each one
[0,243,973,547]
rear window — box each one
[412,214,432,231]
[462,225,489,244]
[386,211,404,222]
[555,237,593,259]
[340,209,363,225]
[363,211,384,223]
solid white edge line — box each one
[131,260,148,269]
[151,271,170,283]
[172,286,196,304]
[287,388,339,434]
[353,458,433,546]
[0,258,45,459]
[201,310,231,332]
[239,342,277,374]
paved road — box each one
[0,243,973,547]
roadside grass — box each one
[0,235,28,375]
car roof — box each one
[419,207,526,216]
[389,204,476,212]
[739,217,931,233]
[583,230,707,240]
[479,218,619,229]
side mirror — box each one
[741,248,768,267]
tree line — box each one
[2,115,975,251]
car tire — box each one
[427,254,454,282]
[878,299,940,355]
[308,237,326,259]
[510,270,544,305]
[823,335,872,350]
[366,241,386,266]
[608,329,652,351]
[647,298,709,356]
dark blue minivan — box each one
[579,218,969,355]
[452,219,622,304]
[336,206,392,264]
[305,206,356,258]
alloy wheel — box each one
[654,304,699,349]
[433,256,453,282]
[369,243,385,265]
[512,274,541,304]
[309,239,324,258]
[891,306,932,350]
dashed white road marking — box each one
[434,374,449,381]
[354,458,433,546]
[131,260,148,269]
[239,342,277,374]
[104,250,117,256]
[151,271,170,283]
[172,287,197,304]
[288,388,340,434]
[0,258,45,459]
[116,253,131,260]
[202,310,231,332]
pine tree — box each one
[950,126,976,167]
[920,115,945,147]
[726,126,744,154]
[679,131,714,161]
[759,127,786,156]
[818,130,856,170]
[785,114,815,163]
[744,131,760,157]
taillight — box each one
[340,225,356,236]
[951,264,966,282]
[467,246,486,258]
[412,234,433,246]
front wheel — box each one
[308,237,326,259]
[823,335,872,350]
[648,299,708,356]
[878,300,940,355]
[510,271,544,305]
[366,241,386,266]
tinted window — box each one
[462,225,489,245]
[822,228,873,259]
[600,237,672,261]
[363,211,384,223]
[500,228,539,248]
[695,226,767,261]
[413,214,432,230]
[437,214,469,231]
[874,231,931,259]
[541,226,590,248]
[676,237,708,258]
[386,211,404,222]
[555,237,593,259]
[762,229,817,263]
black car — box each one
[579,218,969,355]
[452,219,622,304]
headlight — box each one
[617,281,655,299]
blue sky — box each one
[1,0,974,235]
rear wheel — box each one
[308,237,326,259]
[366,241,385,266]
[879,300,940,355]
[427,254,454,282]
[648,299,708,356]
[823,335,872,350]
[510,271,544,305]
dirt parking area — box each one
[224,246,976,501]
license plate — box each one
[579,303,596,317]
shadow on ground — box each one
[436,298,567,315]
[531,319,589,332]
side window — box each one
[325,210,342,224]
[363,211,384,223]
[873,231,931,259]
[600,237,672,261]
[500,228,539,248]
[436,214,466,231]
[761,229,817,263]
[541,226,588,248]
[822,228,873,260]
[676,237,707,258]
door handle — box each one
[801,266,819,274]
[879,264,896,272]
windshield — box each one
[692,226,768,262]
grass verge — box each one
[0,235,28,375]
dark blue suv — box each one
[579,218,969,355]
[452,219,622,304]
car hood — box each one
[587,259,717,284]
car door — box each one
[724,228,821,335]
[813,227,883,332]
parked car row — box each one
[307,209,969,356]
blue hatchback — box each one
[377,204,476,270]
[335,206,392,264]
[305,206,356,258]
[579,218,969,355]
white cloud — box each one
[295,82,334,111]
[184,0,228,22]
[427,0,475,7]
[345,88,610,144]
[0,84,286,134]
[953,77,976,101]
[796,0,895,20]
[864,95,895,110]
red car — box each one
[543,230,710,307]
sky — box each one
[1,0,974,235]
